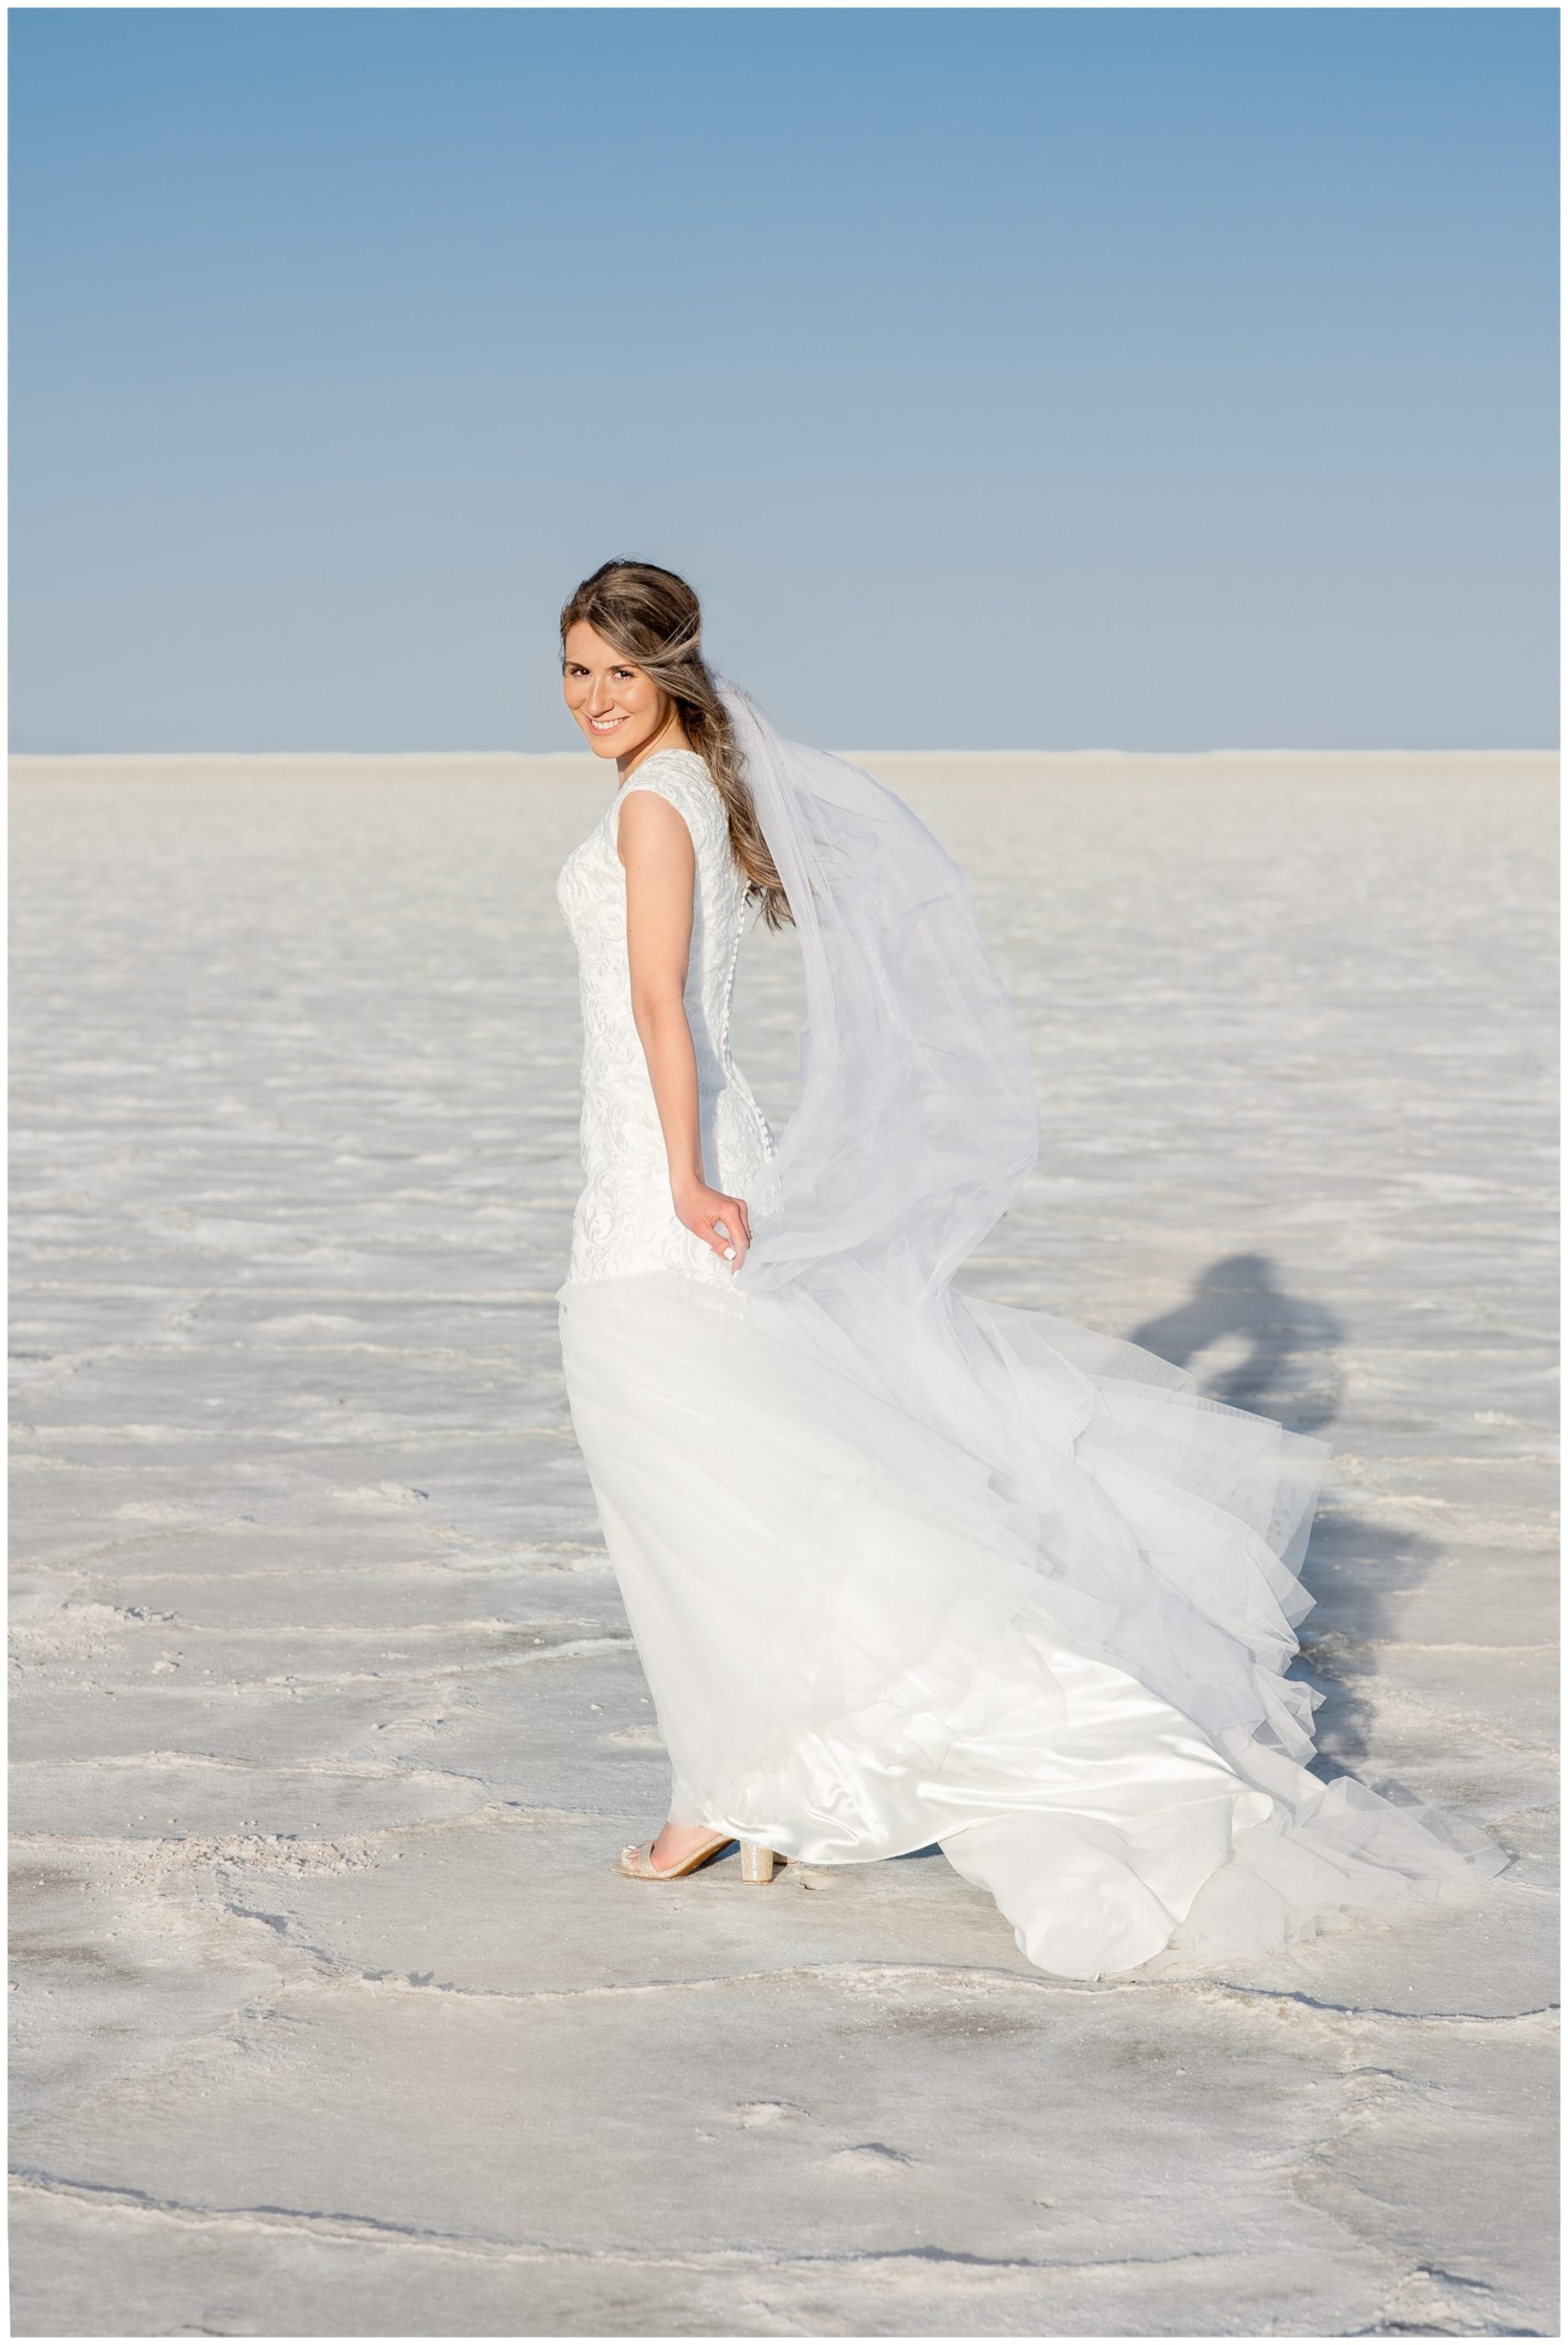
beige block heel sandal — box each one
[615,1832,778,1883]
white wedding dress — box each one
[556,743,1505,1980]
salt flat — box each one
[8,748,1558,2339]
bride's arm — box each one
[618,790,752,1269]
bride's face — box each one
[561,621,670,760]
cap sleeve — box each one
[615,755,727,856]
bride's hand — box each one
[673,1180,751,1271]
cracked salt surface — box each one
[8,749,1557,2337]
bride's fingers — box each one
[712,1205,748,1268]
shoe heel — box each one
[739,1840,776,1884]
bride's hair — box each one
[560,559,792,929]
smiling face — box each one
[561,620,689,769]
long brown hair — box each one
[560,559,791,929]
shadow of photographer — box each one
[1129,1250,1343,1434]
[1129,1251,1440,1778]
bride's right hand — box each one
[673,1180,751,1271]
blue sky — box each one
[8,7,1559,751]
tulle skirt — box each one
[558,1268,1507,1980]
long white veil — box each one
[714,675,1500,1893]
[719,671,1308,1753]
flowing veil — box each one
[717,675,1039,1303]
[712,674,1505,1962]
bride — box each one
[554,556,1505,1981]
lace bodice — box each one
[555,747,775,1286]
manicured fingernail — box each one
[724,1247,736,1260]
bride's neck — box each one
[619,716,693,780]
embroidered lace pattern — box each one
[555,747,775,1287]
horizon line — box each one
[8,744,1559,764]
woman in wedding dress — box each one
[554,557,1506,1982]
